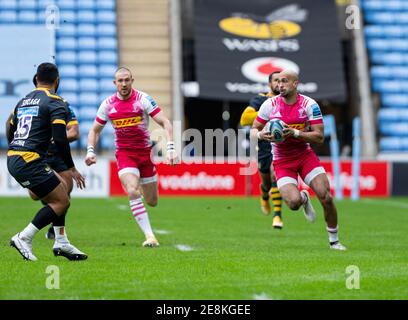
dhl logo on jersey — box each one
[288,123,305,130]
[112,116,142,128]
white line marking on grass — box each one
[155,229,171,235]
[253,293,272,300]
[175,244,193,252]
[117,205,129,211]
[362,199,408,209]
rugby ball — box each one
[268,119,286,142]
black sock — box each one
[260,184,271,200]
[53,213,66,227]
[31,205,58,230]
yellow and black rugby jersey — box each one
[8,88,67,157]
[249,92,274,111]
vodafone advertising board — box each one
[110,161,249,196]
[110,161,390,197]
[251,161,390,197]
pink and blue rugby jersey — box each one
[95,89,161,152]
[256,94,323,160]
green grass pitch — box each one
[0,196,407,299]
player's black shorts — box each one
[257,140,272,174]
[7,155,61,198]
[46,153,69,173]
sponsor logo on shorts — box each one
[112,116,142,128]
[21,180,30,186]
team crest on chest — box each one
[298,108,306,118]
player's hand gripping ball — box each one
[268,119,286,142]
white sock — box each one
[130,198,154,237]
[53,226,69,244]
[327,225,339,243]
[300,191,307,204]
[20,223,39,241]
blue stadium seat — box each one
[59,92,79,105]
[79,78,99,92]
[57,51,77,64]
[77,23,96,37]
[378,108,408,121]
[100,133,116,150]
[100,79,116,91]
[372,80,408,93]
[363,0,408,11]
[79,64,98,77]
[79,92,99,107]
[370,52,408,65]
[367,39,408,52]
[99,91,114,101]
[96,10,116,23]
[18,11,38,23]
[371,66,408,79]
[365,12,408,24]
[57,24,77,37]
[365,25,408,38]
[77,10,96,24]
[380,137,402,151]
[56,0,76,10]
[78,106,98,120]
[97,0,116,10]
[381,94,408,108]
[18,0,37,10]
[77,0,96,10]
[0,11,17,22]
[38,0,56,9]
[0,0,17,10]
[60,10,76,24]
[96,23,116,37]
[0,135,9,149]
[98,64,117,77]
[78,37,97,50]
[59,64,78,78]
[57,37,77,50]
[78,50,98,64]
[97,37,117,50]
[98,51,117,64]
[379,121,408,136]
[59,78,78,92]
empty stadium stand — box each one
[363,0,408,152]
[0,0,118,150]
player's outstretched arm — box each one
[151,111,179,165]
[85,121,104,166]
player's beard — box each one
[120,87,131,98]
[272,87,280,95]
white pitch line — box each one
[155,229,172,235]
[362,199,408,209]
[175,244,193,252]
[117,205,129,211]
[253,293,272,300]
